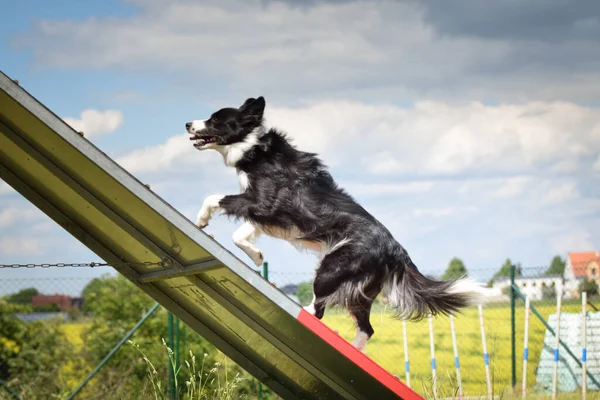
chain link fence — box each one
[1,262,598,399]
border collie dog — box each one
[186,97,483,352]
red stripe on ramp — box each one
[298,309,423,400]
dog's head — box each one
[186,97,265,150]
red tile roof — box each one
[31,294,76,311]
[568,251,600,277]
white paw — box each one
[196,216,209,229]
[249,250,264,267]
[303,303,316,316]
[195,209,211,228]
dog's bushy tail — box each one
[383,261,485,321]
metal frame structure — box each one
[0,71,421,400]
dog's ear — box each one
[239,97,256,111]
[240,96,265,117]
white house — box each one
[493,275,563,301]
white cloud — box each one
[267,100,600,177]
[340,181,435,197]
[115,133,223,174]
[413,206,478,219]
[551,230,594,255]
[594,156,600,171]
[490,176,533,199]
[0,207,42,228]
[63,109,124,138]
[13,0,600,103]
[0,237,43,255]
[539,181,579,206]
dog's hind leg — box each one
[232,222,264,267]
[348,298,375,353]
[309,247,356,319]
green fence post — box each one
[510,264,516,389]
[67,303,160,400]
[168,312,176,399]
[262,261,269,282]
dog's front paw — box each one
[195,210,211,229]
[250,251,264,267]
[197,221,209,229]
[196,218,209,229]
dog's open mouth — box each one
[189,135,218,148]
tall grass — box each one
[128,339,247,400]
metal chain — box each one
[0,258,172,269]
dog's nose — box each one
[186,122,192,130]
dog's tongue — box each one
[189,136,205,146]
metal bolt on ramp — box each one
[0,71,423,400]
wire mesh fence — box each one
[1,261,599,399]
[270,264,600,398]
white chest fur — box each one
[216,127,262,167]
[238,171,249,193]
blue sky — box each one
[1,0,600,295]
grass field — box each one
[322,300,587,398]
[57,301,590,399]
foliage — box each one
[73,273,260,399]
[295,281,313,306]
[442,257,468,280]
[6,287,39,305]
[490,258,521,285]
[579,279,599,296]
[0,299,77,399]
[32,303,61,312]
[545,255,566,276]
[129,340,249,400]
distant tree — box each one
[494,259,522,279]
[442,257,468,280]
[579,279,599,297]
[489,258,522,286]
[545,255,566,276]
[295,281,314,306]
[7,287,39,305]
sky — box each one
[1,0,600,294]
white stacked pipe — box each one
[478,304,492,400]
[449,314,463,399]
[402,318,411,388]
[428,314,437,399]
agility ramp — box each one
[0,71,421,400]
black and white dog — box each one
[186,97,483,352]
